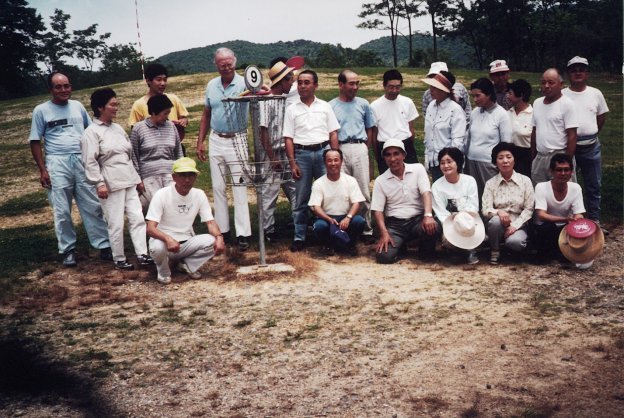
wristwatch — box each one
[346,214,353,219]
[424,212,433,217]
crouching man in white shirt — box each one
[146,157,225,284]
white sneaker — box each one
[157,275,171,284]
[575,261,594,270]
[178,262,202,279]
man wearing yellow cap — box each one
[146,157,225,284]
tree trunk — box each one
[430,13,438,62]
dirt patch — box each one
[1,229,623,417]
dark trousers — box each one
[376,215,441,264]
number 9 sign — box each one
[244,66,263,93]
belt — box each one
[213,130,238,138]
[576,134,598,147]
[294,141,329,151]
[340,138,366,144]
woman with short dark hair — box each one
[481,142,534,264]
[465,78,512,203]
[82,88,153,270]
[507,79,533,177]
[130,94,184,209]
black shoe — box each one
[290,240,305,252]
[323,245,335,256]
[347,245,358,256]
[237,236,250,252]
[63,250,77,267]
[264,231,277,243]
[137,254,154,266]
[100,247,113,261]
[221,231,232,244]
[114,260,134,270]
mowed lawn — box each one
[0,68,622,291]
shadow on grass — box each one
[0,190,49,216]
[0,224,57,302]
[0,325,124,417]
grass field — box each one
[0,68,622,293]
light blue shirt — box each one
[204,73,247,133]
[466,104,512,163]
[29,100,92,155]
[329,97,376,142]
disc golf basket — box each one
[219,67,292,266]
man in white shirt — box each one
[146,157,225,284]
[562,56,609,224]
[371,69,419,174]
[533,153,585,261]
[530,68,578,184]
[309,149,366,255]
[283,70,340,251]
[371,139,440,264]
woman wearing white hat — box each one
[422,71,467,181]
[432,147,483,264]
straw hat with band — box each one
[558,219,604,264]
[268,61,295,87]
[421,73,452,94]
[443,211,485,250]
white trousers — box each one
[149,234,215,278]
[99,186,147,261]
[208,132,251,237]
[140,174,173,210]
[340,142,372,235]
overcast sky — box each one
[28,0,432,59]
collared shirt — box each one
[282,96,340,146]
[562,86,609,137]
[532,95,578,153]
[308,173,365,216]
[422,82,472,124]
[329,97,376,142]
[423,98,467,167]
[81,119,141,192]
[204,73,247,133]
[130,118,183,179]
[29,100,91,155]
[467,104,512,163]
[370,94,418,142]
[508,104,533,148]
[481,171,534,230]
[371,163,431,219]
[127,93,189,127]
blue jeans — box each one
[46,154,110,253]
[293,147,327,241]
[313,214,366,249]
[575,140,602,221]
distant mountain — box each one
[158,39,325,73]
[157,35,477,73]
[358,34,477,68]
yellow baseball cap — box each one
[172,157,200,174]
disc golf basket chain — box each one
[219,95,291,265]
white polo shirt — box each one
[282,96,340,146]
[371,163,431,219]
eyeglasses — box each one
[554,167,572,173]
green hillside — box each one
[158,35,476,74]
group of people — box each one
[29,65,222,284]
[28,47,608,285]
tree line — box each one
[0,0,147,99]
[358,0,622,72]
